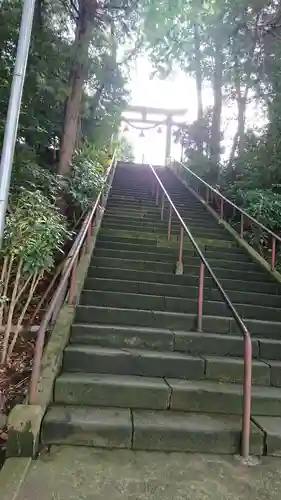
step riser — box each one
[96,241,251,262]
[80,290,281,322]
[75,306,281,339]
[63,347,270,385]
[42,407,263,455]
[54,376,281,416]
[70,324,261,358]
[104,212,221,226]
[63,349,206,381]
[99,230,235,248]
[93,249,260,272]
[83,278,281,308]
[102,222,229,240]
[97,233,246,252]
[89,267,280,294]
[89,258,268,282]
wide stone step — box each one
[102,221,229,240]
[99,228,235,248]
[70,324,262,358]
[80,289,230,317]
[90,266,280,294]
[75,305,281,339]
[97,232,247,253]
[42,405,263,454]
[54,372,281,416]
[90,256,268,282]
[80,289,281,322]
[93,248,260,272]
[63,345,270,385]
[104,212,220,229]
[63,345,206,380]
[55,373,171,409]
[96,240,250,262]
[84,277,281,308]
[42,406,132,449]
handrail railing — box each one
[173,160,281,271]
[150,164,252,459]
[29,151,117,404]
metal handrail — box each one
[174,160,281,270]
[150,164,252,459]
[29,151,117,404]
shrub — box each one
[0,189,69,363]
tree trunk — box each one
[58,2,94,176]
[210,36,223,175]
[194,23,204,153]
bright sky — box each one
[122,56,264,165]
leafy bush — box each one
[65,146,105,214]
[11,145,63,200]
[0,189,69,363]
[225,188,281,231]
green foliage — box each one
[229,188,281,230]
[65,147,105,213]
[3,190,69,273]
[116,136,135,162]
[10,145,62,199]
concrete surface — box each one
[10,446,281,500]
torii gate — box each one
[121,105,187,165]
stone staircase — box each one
[42,162,281,456]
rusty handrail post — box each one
[242,332,252,458]
[68,256,78,305]
[206,186,210,204]
[168,204,172,241]
[240,213,244,238]
[176,226,184,275]
[271,237,276,271]
[220,198,224,219]
[156,184,159,205]
[197,262,204,332]
[161,192,165,220]
[86,219,92,253]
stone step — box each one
[104,212,220,228]
[83,277,281,308]
[90,256,268,282]
[79,289,231,317]
[96,240,250,262]
[63,345,206,380]
[107,208,212,223]
[102,221,229,240]
[168,379,281,416]
[98,228,235,248]
[42,406,132,449]
[63,344,270,385]
[42,406,263,455]
[70,323,261,358]
[97,232,246,254]
[93,248,260,272]
[55,373,171,409]
[54,372,281,416]
[80,289,281,322]
[74,305,281,339]
[89,266,279,294]
[71,323,281,359]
